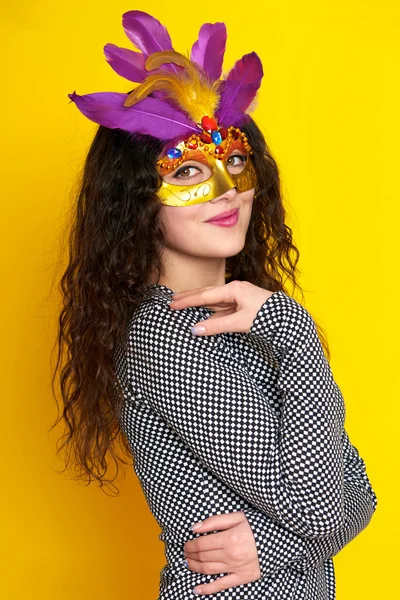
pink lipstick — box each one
[205,207,239,227]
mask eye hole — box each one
[162,161,213,186]
[226,152,248,174]
[174,165,201,179]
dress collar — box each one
[142,283,175,301]
[142,283,217,316]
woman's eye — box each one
[173,165,201,179]
[227,154,247,167]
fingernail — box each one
[184,559,189,568]
[191,326,206,335]
[193,587,201,595]
[191,521,203,530]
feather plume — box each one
[122,10,179,74]
[69,11,266,140]
[216,52,263,126]
[190,22,227,81]
[68,91,199,140]
[123,50,222,125]
[104,43,148,83]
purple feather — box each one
[103,43,184,84]
[122,10,179,74]
[216,52,263,126]
[104,44,148,83]
[68,91,201,140]
[190,22,227,81]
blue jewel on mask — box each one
[166,147,183,159]
[211,131,222,145]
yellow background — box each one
[1,0,397,597]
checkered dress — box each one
[112,283,377,599]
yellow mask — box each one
[156,126,257,207]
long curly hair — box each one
[50,116,331,494]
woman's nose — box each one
[209,186,238,203]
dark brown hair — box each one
[50,117,331,494]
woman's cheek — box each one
[241,191,255,219]
[162,209,202,249]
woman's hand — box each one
[183,511,262,595]
[169,280,275,336]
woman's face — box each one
[157,148,255,259]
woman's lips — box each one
[205,207,239,227]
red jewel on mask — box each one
[187,140,198,149]
[219,128,228,140]
[215,145,224,155]
[200,132,212,144]
[201,116,218,133]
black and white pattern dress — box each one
[112,283,377,600]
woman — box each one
[54,9,377,599]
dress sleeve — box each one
[242,429,377,579]
[127,290,346,540]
